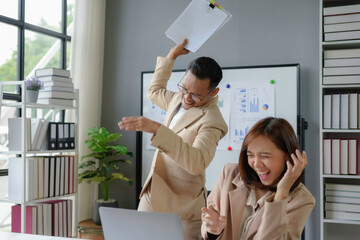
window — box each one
[0,1,74,223]
[0,0,74,171]
[0,0,74,231]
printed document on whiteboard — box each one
[165,0,232,52]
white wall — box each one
[102,0,320,239]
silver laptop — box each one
[99,207,184,240]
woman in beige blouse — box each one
[201,117,315,240]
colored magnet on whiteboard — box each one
[226,84,231,88]
[227,146,232,151]
[270,79,275,84]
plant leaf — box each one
[91,176,106,183]
[110,173,132,184]
[82,152,106,160]
[79,160,96,169]
[107,145,127,154]
[108,159,132,165]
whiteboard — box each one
[140,64,299,190]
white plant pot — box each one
[26,90,39,103]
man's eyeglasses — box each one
[177,79,214,103]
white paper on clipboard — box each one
[165,0,232,52]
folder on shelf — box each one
[349,93,358,129]
[165,0,232,52]
[60,156,65,196]
[326,195,360,204]
[26,158,37,201]
[11,205,37,234]
[55,156,61,197]
[30,119,42,150]
[62,201,67,237]
[349,139,358,175]
[69,123,75,149]
[8,157,25,202]
[52,202,59,236]
[42,203,52,236]
[69,156,74,194]
[44,157,50,198]
[340,94,349,129]
[323,139,331,175]
[64,123,69,149]
[58,201,64,237]
[36,156,45,199]
[67,199,72,237]
[49,157,55,197]
[57,123,65,150]
[331,94,340,129]
[48,122,58,150]
[8,118,31,151]
[323,95,332,129]
[325,183,360,194]
[331,139,341,175]
[36,119,49,150]
[64,156,69,195]
[36,204,43,235]
[73,155,78,193]
[340,139,348,175]
[325,210,360,221]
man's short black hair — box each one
[187,57,222,89]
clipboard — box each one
[165,0,232,52]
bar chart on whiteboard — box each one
[220,80,275,150]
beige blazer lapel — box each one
[229,176,249,240]
[170,95,219,133]
[171,107,204,134]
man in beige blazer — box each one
[118,39,228,240]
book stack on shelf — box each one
[8,155,77,236]
[324,183,360,221]
[11,199,73,237]
[323,48,360,85]
[321,1,360,239]
[323,4,360,42]
[8,118,49,151]
[323,92,359,129]
[323,138,358,175]
[35,68,75,107]
[8,155,78,202]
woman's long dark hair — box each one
[239,117,304,192]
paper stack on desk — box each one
[165,0,232,52]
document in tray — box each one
[165,0,232,52]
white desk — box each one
[0,232,82,239]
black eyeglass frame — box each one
[176,72,215,102]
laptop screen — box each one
[99,207,184,240]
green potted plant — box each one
[78,126,132,225]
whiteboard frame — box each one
[137,64,300,197]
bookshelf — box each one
[320,1,360,239]
[0,81,79,237]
